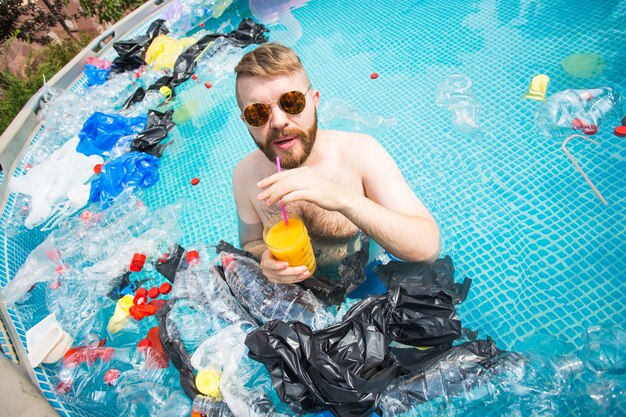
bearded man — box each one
[232,43,440,284]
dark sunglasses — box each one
[241,85,312,127]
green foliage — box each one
[79,0,146,24]
[0,0,75,45]
[0,33,94,134]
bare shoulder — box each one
[233,150,268,185]
[322,130,380,155]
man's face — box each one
[237,72,320,169]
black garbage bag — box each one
[375,256,472,304]
[246,281,463,417]
[109,19,169,75]
[155,244,185,283]
[137,18,268,102]
[121,87,146,110]
[130,109,176,157]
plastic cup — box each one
[263,214,316,275]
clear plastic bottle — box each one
[535,87,622,137]
[191,394,235,417]
[220,252,335,330]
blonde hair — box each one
[235,42,305,79]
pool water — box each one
[1,0,625,416]
[145,0,626,348]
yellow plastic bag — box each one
[145,34,197,71]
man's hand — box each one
[256,166,349,211]
[260,248,311,284]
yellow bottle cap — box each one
[159,86,172,98]
[118,295,134,312]
[195,369,221,399]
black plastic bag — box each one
[110,19,169,75]
[155,244,185,283]
[140,18,268,101]
[246,282,462,417]
[375,256,472,304]
[130,109,176,157]
[121,87,146,110]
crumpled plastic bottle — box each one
[220,251,336,330]
[435,74,481,136]
[535,87,622,137]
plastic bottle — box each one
[435,74,481,136]
[191,394,235,417]
[535,87,622,137]
[220,252,335,330]
[580,326,626,374]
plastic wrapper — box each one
[130,109,176,157]
[375,256,471,305]
[246,281,463,417]
[435,74,481,136]
[84,64,111,86]
[2,194,181,305]
[217,242,336,330]
[535,87,622,137]
[76,112,147,157]
[128,18,268,102]
[110,19,170,75]
[88,152,160,206]
[145,34,197,71]
[581,326,625,374]
[9,136,103,228]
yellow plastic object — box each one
[195,369,222,399]
[524,74,550,101]
[107,295,134,334]
[145,35,197,71]
[159,86,172,99]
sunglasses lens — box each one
[243,103,270,127]
[280,91,306,115]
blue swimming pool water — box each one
[1,0,625,416]
[140,0,626,349]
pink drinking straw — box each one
[275,156,289,225]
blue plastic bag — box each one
[89,152,160,206]
[84,64,110,86]
[77,112,147,156]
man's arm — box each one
[343,136,440,262]
[256,135,440,263]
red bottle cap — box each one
[614,125,626,137]
[205,81,212,89]
[582,124,598,135]
[133,293,147,306]
[79,211,94,221]
[135,287,148,298]
[370,72,379,79]
[191,74,198,80]
[137,339,151,351]
[148,286,160,299]
[191,177,200,185]
[159,282,172,295]
[94,164,103,174]
[186,250,200,264]
[199,22,204,27]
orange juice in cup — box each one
[263,214,316,275]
